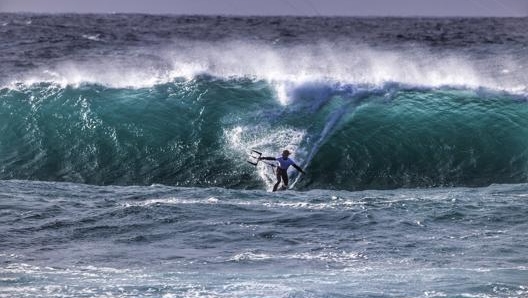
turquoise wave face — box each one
[0,78,272,188]
[1,78,527,190]
[305,89,528,189]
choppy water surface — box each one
[1,14,528,297]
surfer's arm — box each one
[258,156,276,161]
[292,164,305,174]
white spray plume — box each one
[8,40,526,96]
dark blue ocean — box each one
[1,14,528,297]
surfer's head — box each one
[282,150,290,157]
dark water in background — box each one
[1,181,527,297]
[1,14,528,297]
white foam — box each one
[124,196,220,207]
[162,40,525,93]
[230,250,366,265]
[81,34,101,41]
[7,40,527,97]
[14,58,173,89]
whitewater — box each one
[1,14,528,297]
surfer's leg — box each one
[282,171,289,188]
[273,169,282,191]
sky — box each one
[0,0,527,17]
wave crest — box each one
[6,41,526,96]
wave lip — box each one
[3,39,526,97]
